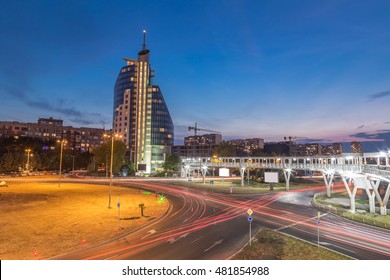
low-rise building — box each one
[184,134,222,146]
[0,118,107,152]
[351,141,363,154]
[227,138,264,156]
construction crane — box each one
[284,136,306,143]
[188,123,221,136]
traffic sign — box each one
[317,220,320,225]
[247,209,253,216]
[248,216,253,222]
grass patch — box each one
[314,193,390,229]
[233,229,351,260]
[0,181,169,259]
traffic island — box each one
[231,229,351,260]
[312,192,390,229]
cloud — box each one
[301,138,327,143]
[367,90,390,101]
[24,96,84,118]
[349,130,390,142]
[350,132,379,140]
[346,130,390,152]
[356,124,365,130]
[1,83,107,126]
[69,118,106,126]
[1,83,27,99]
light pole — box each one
[71,155,76,172]
[57,140,66,188]
[105,133,122,209]
[103,134,110,179]
[25,148,32,171]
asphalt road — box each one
[50,179,390,260]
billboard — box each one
[219,168,229,177]
[264,172,279,183]
[138,164,147,171]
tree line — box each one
[0,137,181,176]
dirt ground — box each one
[0,180,169,260]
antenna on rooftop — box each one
[142,29,147,50]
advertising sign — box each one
[219,168,229,177]
[264,172,279,183]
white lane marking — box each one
[191,235,204,244]
[276,213,328,231]
[140,229,156,239]
[167,233,189,244]
[204,239,223,252]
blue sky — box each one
[0,0,389,151]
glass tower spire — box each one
[113,31,174,174]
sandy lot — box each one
[0,180,169,260]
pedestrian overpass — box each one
[181,152,390,215]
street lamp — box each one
[25,148,32,171]
[105,133,122,209]
[57,139,67,188]
[71,155,76,172]
[103,134,111,179]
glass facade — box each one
[151,86,174,146]
[113,36,174,174]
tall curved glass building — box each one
[113,31,174,174]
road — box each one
[51,179,390,260]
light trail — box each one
[55,180,389,260]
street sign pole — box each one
[247,208,253,246]
[317,211,320,247]
[117,196,121,230]
[249,219,252,246]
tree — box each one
[93,140,126,174]
[120,163,136,176]
[162,154,181,172]
[213,141,237,157]
[251,148,265,157]
[0,137,95,172]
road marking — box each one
[204,239,223,252]
[191,235,204,244]
[167,238,176,244]
[319,242,356,254]
[104,255,119,260]
[140,229,156,239]
[275,213,328,231]
[167,233,189,244]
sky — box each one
[0,0,389,151]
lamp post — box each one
[71,155,76,172]
[105,133,122,209]
[103,134,110,179]
[57,140,66,188]
[25,148,32,171]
